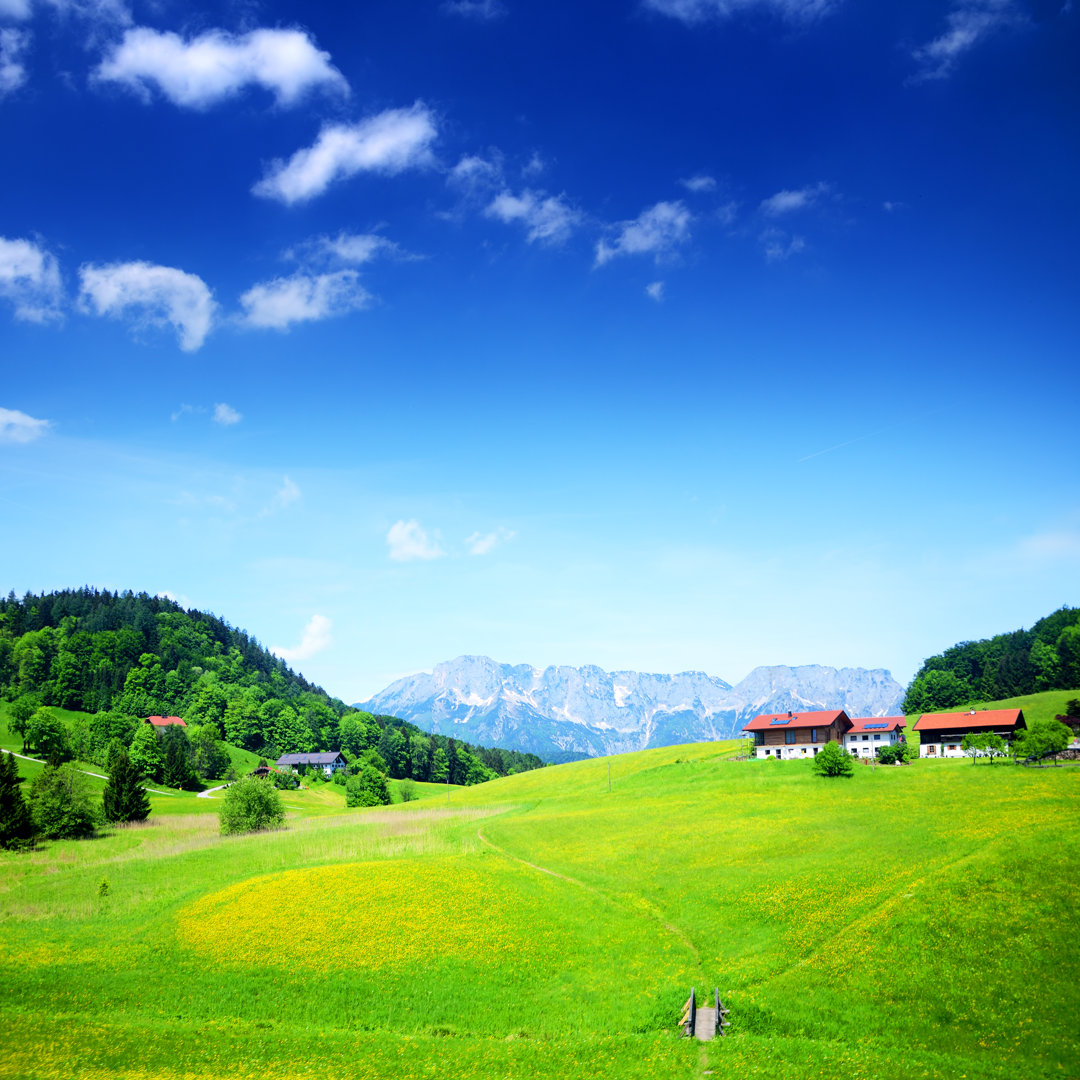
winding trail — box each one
[477,824,702,965]
[1,747,177,795]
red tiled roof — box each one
[743,709,849,732]
[145,715,187,727]
[847,716,906,734]
[913,709,1024,732]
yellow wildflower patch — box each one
[176,855,569,972]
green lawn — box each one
[1,729,1077,1080]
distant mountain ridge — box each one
[361,656,905,761]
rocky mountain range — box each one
[360,656,905,761]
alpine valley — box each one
[361,657,905,761]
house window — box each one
[753,731,764,746]
[785,731,796,744]
[874,733,881,741]
[811,728,819,743]
[862,735,869,741]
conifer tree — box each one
[0,751,35,850]
[102,749,151,824]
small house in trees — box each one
[145,715,187,728]
[276,751,347,777]
[844,716,906,758]
[913,708,1025,758]
[743,710,851,760]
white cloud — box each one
[466,527,516,555]
[253,103,438,205]
[911,1,1022,82]
[272,475,301,511]
[239,269,372,330]
[442,0,506,18]
[387,519,446,562]
[156,589,192,608]
[77,260,215,350]
[289,232,403,266]
[0,28,29,95]
[759,227,806,261]
[213,402,242,425]
[448,153,503,195]
[0,236,63,322]
[645,281,665,302]
[94,26,347,108]
[522,151,545,177]
[759,181,829,216]
[271,613,332,663]
[643,0,836,25]
[485,188,582,245]
[0,0,32,18]
[595,201,692,267]
[680,174,716,192]
[0,406,51,443]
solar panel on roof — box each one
[864,723,889,730]
[769,718,790,725]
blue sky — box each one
[1,0,1077,702]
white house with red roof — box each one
[912,708,1025,758]
[844,716,906,758]
[742,709,851,760]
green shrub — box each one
[29,763,96,839]
[812,742,855,777]
[218,776,286,836]
[398,777,418,802]
[346,765,391,807]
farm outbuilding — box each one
[913,708,1025,759]
[145,715,187,728]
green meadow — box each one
[1,715,1077,1080]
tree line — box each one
[0,589,544,786]
[902,605,1080,714]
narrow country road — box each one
[1,747,176,796]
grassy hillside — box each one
[0,738,1076,1080]
[967,688,1078,726]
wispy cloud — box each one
[680,174,716,193]
[448,152,504,195]
[94,27,347,108]
[77,260,215,350]
[466,527,516,555]
[213,402,242,425]
[387,519,446,561]
[595,201,692,267]
[0,28,29,95]
[288,232,406,266]
[911,0,1023,82]
[485,188,582,245]
[0,406,51,444]
[253,103,437,205]
[271,613,332,663]
[759,181,830,216]
[643,0,837,26]
[239,270,372,330]
[0,236,63,322]
[645,281,665,302]
[442,0,506,19]
[260,475,301,516]
[759,227,806,262]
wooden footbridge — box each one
[680,988,729,1041]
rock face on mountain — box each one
[360,656,905,762]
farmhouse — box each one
[743,710,851,760]
[844,716,906,758]
[276,751,347,776]
[145,715,186,728]
[913,708,1026,759]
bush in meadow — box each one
[29,763,96,839]
[346,765,391,807]
[219,776,285,835]
[812,742,855,777]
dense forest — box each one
[902,605,1080,714]
[0,588,544,786]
